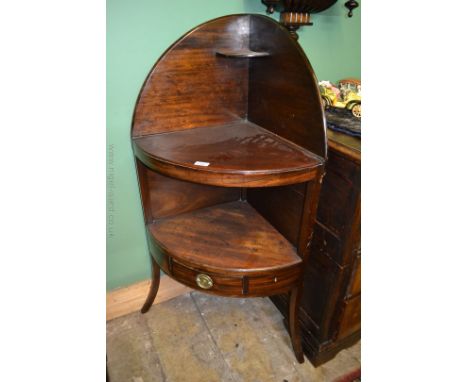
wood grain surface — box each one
[133,121,323,187]
[271,129,361,365]
[249,15,327,158]
[132,16,251,137]
[131,14,329,364]
[148,200,301,274]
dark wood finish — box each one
[135,159,153,224]
[147,171,240,220]
[297,178,324,261]
[171,259,244,295]
[260,0,338,39]
[132,15,327,364]
[249,16,327,158]
[247,183,305,245]
[133,121,324,188]
[337,295,360,339]
[148,201,301,275]
[216,49,270,57]
[347,256,361,298]
[132,16,251,137]
[305,330,361,366]
[140,256,160,313]
[327,129,360,163]
[271,129,361,366]
[289,286,305,363]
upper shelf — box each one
[215,49,270,58]
[133,121,324,188]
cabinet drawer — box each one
[171,259,301,297]
[171,260,243,295]
[249,266,301,296]
[337,295,361,340]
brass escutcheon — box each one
[195,273,213,289]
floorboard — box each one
[107,291,360,382]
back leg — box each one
[289,286,305,363]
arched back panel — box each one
[132,14,326,159]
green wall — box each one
[106,0,361,291]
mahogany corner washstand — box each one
[132,14,327,363]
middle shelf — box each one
[133,120,324,187]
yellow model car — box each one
[319,78,361,118]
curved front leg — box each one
[141,256,160,314]
[289,286,305,363]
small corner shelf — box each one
[216,48,270,58]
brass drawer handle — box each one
[196,274,213,289]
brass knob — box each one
[195,274,213,289]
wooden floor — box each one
[106,291,360,382]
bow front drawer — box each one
[171,259,244,296]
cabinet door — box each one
[338,253,361,339]
[315,150,360,266]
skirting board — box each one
[107,276,192,321]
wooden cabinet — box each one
[132,14,329,364]
[271,129,361,366]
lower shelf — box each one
[147,200,302,297]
